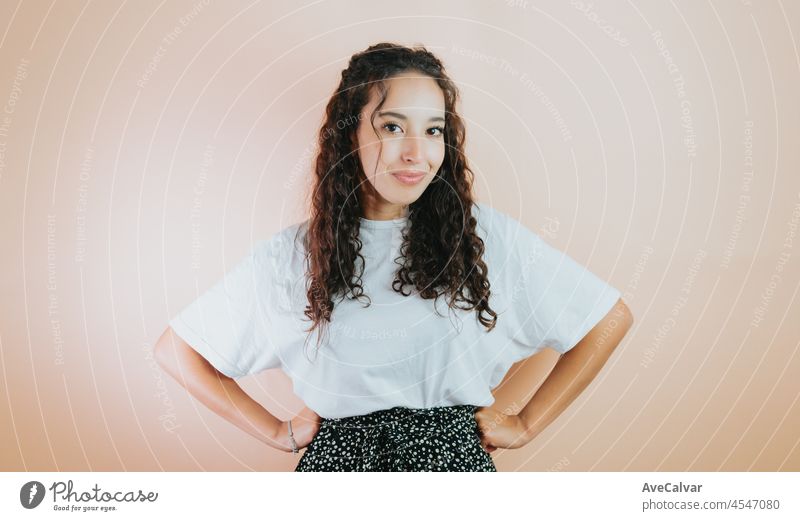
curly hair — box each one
[302,42,498,356]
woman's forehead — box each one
[368,76,445,116]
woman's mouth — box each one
[391,171,426,186]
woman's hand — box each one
[474,406,528,453]
[275,406,321,452]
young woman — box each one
[155,42,633,472]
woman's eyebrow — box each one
[378,110,445,123]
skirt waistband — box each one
[321,404,478,428]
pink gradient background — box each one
[1,0,798,471]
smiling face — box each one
[354,71,447,220]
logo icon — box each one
[20,481,46,509]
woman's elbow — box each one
[617,298,634,331]
[598,298,634,350]
[153,327,180,374]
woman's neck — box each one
[362,205,409,221]
[359,189,409,220]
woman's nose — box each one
[401,136,423,163]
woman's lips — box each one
[391,171,426,186]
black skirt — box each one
[294,404,496,472]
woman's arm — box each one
[517,297,633,444]
[475,298,633,450]
[153,327,318,452]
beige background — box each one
[1,0,798,472]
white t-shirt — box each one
[169,202,621,419]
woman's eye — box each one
[383,123,401,133]
[382,123,445,137]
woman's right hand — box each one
[275,406,321,452]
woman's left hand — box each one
[474,406,528,453]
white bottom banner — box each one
[2,472,798,519]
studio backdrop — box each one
[0,0,798,471]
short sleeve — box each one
[520,233,622,354]
[479,204,622,356]
[168,239,283,378]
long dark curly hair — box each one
[302,42,498,354]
